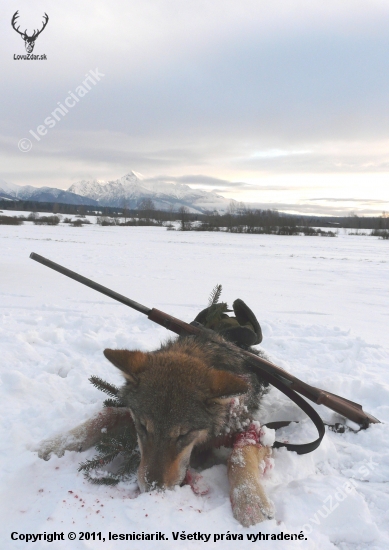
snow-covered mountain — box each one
[68,172,235,213]
[0,179,20,201]
[0,179,97,206]
[0,172,235,213]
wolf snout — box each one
[138,454,188,493]
[138,467,187,493]
[138,477,180,493]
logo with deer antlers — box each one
[11,11,49,54]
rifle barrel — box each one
[30,253,151,315]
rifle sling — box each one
[202,331,326,454]
[247,364,326,455]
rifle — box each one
[29,252,380,455]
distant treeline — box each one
[174,206,389,233]
[0,198,176,223]
[0,213,86,227]
[1,198,388,230]
[0,199,129,217]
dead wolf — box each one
[38,331,274,526]
[38,285,275,524]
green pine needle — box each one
[79,379,140,485]
[89,375,120,397]
[83,472,123,485]
[208,284,223,306]
[78,451,120,472]
[103,398,125,408]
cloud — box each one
[143,174,248,188]
[231,138,389,174]
[307,197,389,203]
[250,149,312,159]
[247,202,389,217]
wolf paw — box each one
[37,436,69,460]
[231,486,274,527]
[37,440,65,460]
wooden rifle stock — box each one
[30,253,380,430]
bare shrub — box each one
[0,215,23,225]
[33,215,60,225]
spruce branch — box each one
[81,376,139,485]
[83,471,122,485]
[208,284,223,306]
[78,449,122,473]
[103,397,125,408]
[89,375,120,397]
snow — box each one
[259,426,276,448]
[0,224,388,549]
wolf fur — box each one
[38,333,273,526]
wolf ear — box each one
[103,349,148,385]
[207,370,249,400]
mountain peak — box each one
[67,172,234,213]
[122,171,144,181]
[1,173,235,213]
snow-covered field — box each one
[1,224,388,549]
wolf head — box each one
[104,347,249,491]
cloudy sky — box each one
[1,0,389,215]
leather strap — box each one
[190,320,326,454]
[247,363,326,455]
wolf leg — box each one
[37,408,134,460]
[228,437,274,527]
